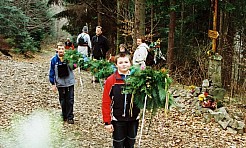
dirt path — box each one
[0,50,245,148]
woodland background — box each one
[0,0,245,98]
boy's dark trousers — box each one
[112,120,139,148]
[58,85,74,121]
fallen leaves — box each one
[0,51,245,147]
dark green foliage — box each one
[0,2,29,36]
[50,2,98,35]
[63,50,114,79]
[124,67,173,113]
[0,0,53,54]
[49,0,117,53]
[89,60,114,80]
[63,50,84,69]
[64,50,174,112]
[14,32,37,53]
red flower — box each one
[73,63,77,68]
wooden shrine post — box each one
[208,0,222,87]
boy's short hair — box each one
[56,42,65,52]
[57,42,64,47]
[114,53,131,64]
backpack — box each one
[57,62,69,78]
[78,34,87,46]
[145,50,155,66]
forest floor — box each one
[0,49,245,148]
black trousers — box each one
[93,53,106,60]
[58,85,74,120]
[112,120,139,148]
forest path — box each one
[0,50,245,147]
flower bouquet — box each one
[89,59,115,80]
[124,67,173,113]
[63,50,84,70]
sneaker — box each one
[67,119,74,124]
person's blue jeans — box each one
[58,85,74,120]
[112,120,139,148]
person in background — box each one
[64,38,74,50]
[77,26,92,56]
[102,53,140,147]
[132,36,149,69]
[119,43,130,55]
[49,42,76,124]
[91,26,109,60]
[108,44,130,63]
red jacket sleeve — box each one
[102,75,114,124]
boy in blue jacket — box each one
[49,42,75,124]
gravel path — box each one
[0,50,245,148]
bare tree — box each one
[167,0,176,72]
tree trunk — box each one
[218,8,223,55]
[167,0,176,71]
[116,0,120,53]
[134,0,145,49]
[97,0,102,26]
[221,10,234,90]
[150,4,153,42]
[178,1,184,62]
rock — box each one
[191,99,199,107]
[215,107,228,116]
[172,91,180,97]
[195,110,202,116]
[185,93,193,99]
[193,87,201,96]
[237,129,244,134]
[177,98,186,103]
[236,121,245,130]
[210,111,225,122]
[185,96,192,100]
[175,102,186,110]
[233,115,241,121]
[226,127,237,134]
[218,120,230,130]
[180,91,186,97]
[201,108,212,113]
[203,113,212,123]
[224,113,232,121]
[178,108,186,113]
[230,120,238,129]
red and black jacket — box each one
[102,71,140,125]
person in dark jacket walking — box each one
[49,42,76,124]
[102,53,140,147]
[92,26,109,60]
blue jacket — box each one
[49,54,75,87]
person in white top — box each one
[132,36,149,68]
[76,26,92,56]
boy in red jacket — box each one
[102,53,140,147]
